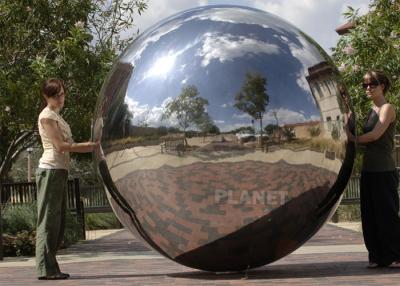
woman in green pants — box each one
[36,78,98,280]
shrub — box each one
[1,201,82,256]
[85,212,122,230]
[63,211,83,248]
[333,204,361,222]
[308,126,321,137]
[3,231,36,257]
[2,203,37,234]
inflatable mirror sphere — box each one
[92,5,355,272]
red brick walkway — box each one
[1,224,400,285]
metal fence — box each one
[0,179,113,260]
[341,175,361,204]
[0,179,83,211]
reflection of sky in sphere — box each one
[120,5,328,131]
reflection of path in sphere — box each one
[105,144,342,182]
[113,160,337,258]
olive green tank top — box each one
[362,109,396,172]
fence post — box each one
[73,178,85,240]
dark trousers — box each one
[360,170,400,265]
[35,168,68,277]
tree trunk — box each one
[259,116,263,148]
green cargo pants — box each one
[35,168,68,277]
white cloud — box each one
[220,123,251,132]
[233,113,252,120]
[283,32,323,95]
[122,21,183,65]
[136,39,201,84]
[252,0,369,52]
[125,96,174,127]
[185,6,272,28]
[221,103,229,108]
[131,0,369,53]
[197,32,280,67]
[263,108,319,125]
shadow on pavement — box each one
[168,261,400,280]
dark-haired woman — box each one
[346,70,400,268]
[35,78,98,280]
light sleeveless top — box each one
[38,107,73,170]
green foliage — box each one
[333,0,400,130]
[235,72,269,134]
[2,203,37,234]
[1,202,82,256]
[3,231,36,257]
[331,125,340,140]
[308,126,321,137]
[163,85,209,134]
[282,126,295,141]
[63,209,82,247]
[333,204,361,222]
[0,0,147,180]
[229,126,255,134]
[264,124,279,135]
[85,213,122,230]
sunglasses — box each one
[362,80,380,89]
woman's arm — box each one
[357,104,396,144]
[41,118,99,153]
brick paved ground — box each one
[1,223,400,285]
[113,160,337,258]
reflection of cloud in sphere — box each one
[93,5,354,272]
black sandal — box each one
[38,272,70,280]
[367,262,382,269]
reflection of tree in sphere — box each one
[93,5,355,271]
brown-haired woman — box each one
[346,70,400,268]
[35,78,98,280]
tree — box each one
[195,112,219,141]
[0,0,147,180]
[264,124,280,136]
[163,85,209,145]
[234,72,269,145]
[333,0,400,128]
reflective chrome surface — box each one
[92,5,355,271]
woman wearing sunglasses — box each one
[346,70,400,268]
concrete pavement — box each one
[1,222,400,286]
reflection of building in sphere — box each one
[306,62,345,140]
[92,5,354,271]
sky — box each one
[116,5,349,132]
[108,1,372,134]
[131,0,370,54]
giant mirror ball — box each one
[92,5,355,272]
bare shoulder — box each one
[380,103,396,121]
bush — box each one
[63,210,83,248]
[85,212,122,230]
[1,201,82,256]
[333,204,361,222]
[2,203,37,234]
[3,231,36,257]
[308,126,321,137]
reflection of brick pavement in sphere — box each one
[114,160,337,258]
